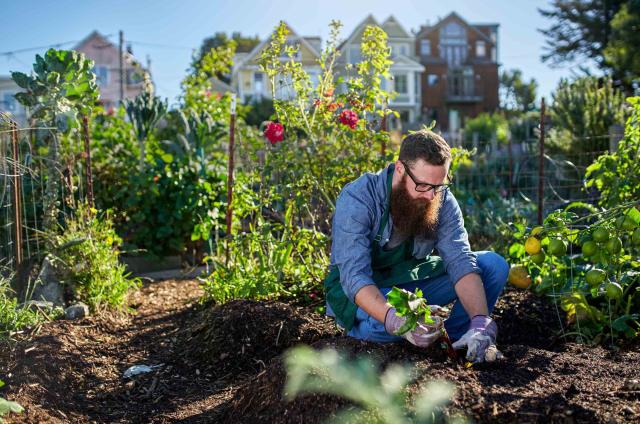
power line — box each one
[0,40,80,56]
[128,40,194,51]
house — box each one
[74,31,151,110]
[231,23,322,103]
[415,12,499,142]
[337,15,425,130]
[0,76,28,126]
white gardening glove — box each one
[451,315,504,363]
[384,306,444,348]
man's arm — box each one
[354,285,390,323]
[454,273,488,318]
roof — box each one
[416,12,498,44]
[381,15,411,39]
[74,30,147,69]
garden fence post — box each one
[538,97,546,225]
[11,120,23,268]
[225,94,237,264]
[82,115,95,210]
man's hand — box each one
[384,307,443,348]
[451,315,504,363]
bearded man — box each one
[323,130,509,363]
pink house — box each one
[74,31,150,110]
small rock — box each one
[64,303,90,320]
[31,255,64,306]
[622,406,636,415]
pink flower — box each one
[338,109,359,129]
[264,121,284,145]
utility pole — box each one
[119,30,124,103]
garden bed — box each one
[1,279,639,423]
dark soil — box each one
[1,280,638,423]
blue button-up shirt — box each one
[328,163,480,305]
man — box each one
[324,130,509,363]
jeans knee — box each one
[477,251,509,291]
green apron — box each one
[324,164,446,330]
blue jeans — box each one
[347,251,509,343]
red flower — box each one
[153,175,160,183]
[264,121,284,145]
[338,109,359,129]
[327,101,343,112]
[323,88,334,97]
[313,98,322,107]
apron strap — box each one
[374,163,394,243]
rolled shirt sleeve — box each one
[330,187,377,302]
[436,191,481,286]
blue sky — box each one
[0,0,587,107]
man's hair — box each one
[398,129,451,166]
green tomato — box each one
[585,269,606,286]
[605,237,623,255]
[581,240,598,257]
[548,238,567,256]
[531,251,546,265]
[605,282,623,300]
[592,227,610,243]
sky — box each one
[0,0,588,107]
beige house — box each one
[337,15,425,130]
[0,76,28,126]
[231,22,322,103]
[74,31,150,110]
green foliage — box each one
[549,76,627,154]
[49,204,140,310]
[386,287,435,335]
[193,31,260,80]
[500,69,538,113]
[462,113,508,147]
[604,2,640,87]
[284,345,464,424]
[507,203,640,345]
[123,79,168,169]
[0,380,24,420]
[0,276,48,340]
[585,96,640,208]
[244,97,275,127]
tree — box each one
[604,1,640,87]
[500,69,538,113]
[193,32,260,82]
[538,0,626,69]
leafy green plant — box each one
[462,113,509,147]
[48,204,140,310]
[0,380,23,421]
[12,48,99,232]
[0,276,48,340]
[585,96,640,208]
[284,345,465,424]
[123,77,168,170]
[386,287,436,335]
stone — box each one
[30,256,64,306]
[64,302,90,320]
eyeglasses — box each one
[400,161,452,193]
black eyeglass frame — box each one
[400,161,453,193]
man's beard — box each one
[390,175,442,240]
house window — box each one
[420,39,431,56]
[254,72,264,94]
[400,44,408,56]
[440,21,467,67]
[476,41,486,57]
[2,93,16,112]
[394,74,408,94]
[427,74,439,86]
[94,65,109,86]
[127,69,143,85]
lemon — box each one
[581,240,598,257]
[605,237,623,254]
[508,265,531,289]
[585,269,606,286]
[525,237,542,255]
[548,238,567,256]
[592,227,609,243]
[531,251,546,264]
[605,282,623,300]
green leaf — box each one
[11,71,31,89]
[0,397,24,415]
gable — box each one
[416,12,494,45]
